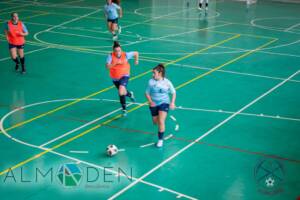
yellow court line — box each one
[0,37,169,65]
[0,9,25,17]
[22,12,49,20]
[176,38,278,89]
[0,24,236,135]
[16,8,275,40]
[0,34,241,176]
[0,5,28,12]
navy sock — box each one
[20,57,25,71]
[158,131,164,140]
[120,95,126,110]
[13,58,19,65]
[206,3,208,7]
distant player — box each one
[104,0,122,41]
[145,64,176,148]
[106,41,139,116]
[4,12,29,74]
[198,0,209,11]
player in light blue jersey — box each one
[145,64,176,148]
[104,0,122,41]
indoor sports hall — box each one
[0,0,299,199]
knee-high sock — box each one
[120,95,126,110]
[20,57,25,71]
[13,57,19,65]
[158,131,164,140]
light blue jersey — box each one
[104,3,120,20]
[146,78,176,106]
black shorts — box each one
[113,76,129,88]
[107,18,118,24]
[149,103,170,117]
[9,43,24,49]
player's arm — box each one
[106,61,117,69]
[169,81,176,110]
[133,51,139,65]
[145,93,155,107]
[126,51,139,65]
[170,92,176,110]
[145,83,155,107]
[118,6,123,18]
[20,23,29,36]
[106,55,116,69]
[4,23,9,40]
[104,6,108,19]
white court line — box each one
[0,4,28,12]
[118,7,197,30]
[172,63,300,84]
[0,47,50,62]
[14,18,300,58]
[250,17,300,36]
[140,134,174,148]
[39,106,128,148]
[33,8,102,45]
[108,70,300,199]
[69,150,89,154]
[33,13,231,49]
[17,15,300,59]
[0,100,197,200]
[92,98,300,123]
[48,30,118,42]
[6,0,98,10]
[2,35,298,88]
[285,23,300,32]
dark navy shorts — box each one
[9,43,24,49]
[149,103,170,117]
[107,18,118,24]
[113,76,129,88]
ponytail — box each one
[153,63,166,78]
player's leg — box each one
[9,45,19,71]
[156,104,169,147]
[17,46,25,73]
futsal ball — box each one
[106,144,118,157]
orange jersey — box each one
[109,52,130,79]
[7,20,25,45]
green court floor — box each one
[0,0,300,199]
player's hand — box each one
[134,60,138,65]
[149,101,156,107]
[170,103,175,110]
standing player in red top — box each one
[106,42,139,116]
[4,12,29,74]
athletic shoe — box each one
[205,7,208,11]
[122,109,127,117]
[156,140,163,148]
[198,7,202,10]
[129,91,135,102]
